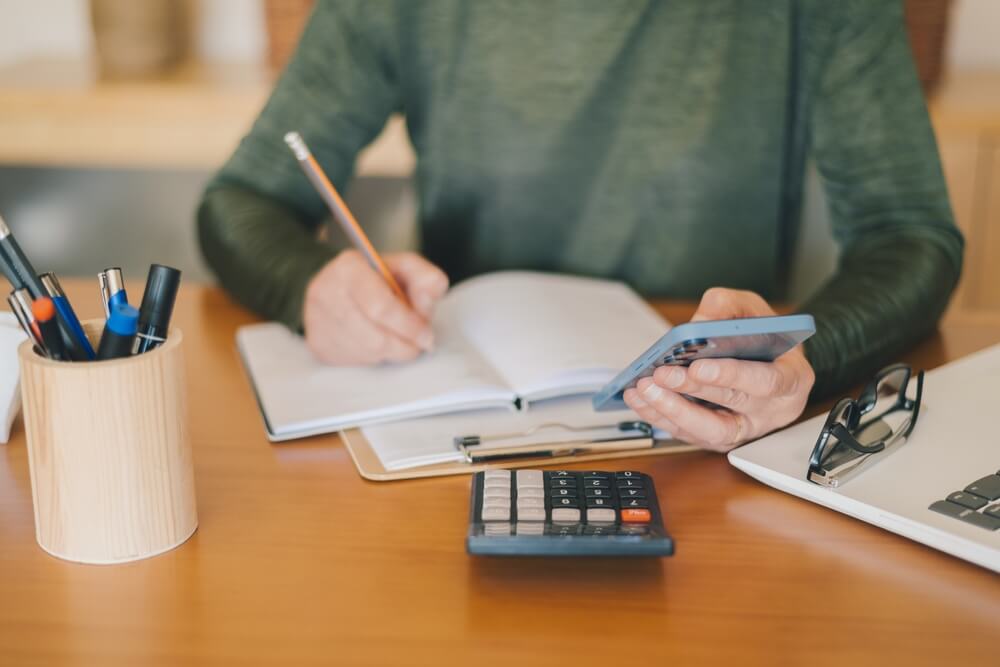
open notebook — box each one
[237,272,668,441]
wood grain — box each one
[0,282,998,666]
[17,319,197,564]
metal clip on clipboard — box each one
[454,421,655,464]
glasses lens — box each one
[870,367,910,416]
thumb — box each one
[691,287,774,322]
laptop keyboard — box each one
[928,471,1000,531]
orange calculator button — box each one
[621,509,651,523]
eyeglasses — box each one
[807,363,924,488]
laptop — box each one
[728,343,1000,573]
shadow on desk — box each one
[470,555,665,586]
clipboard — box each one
[339,428,700,481]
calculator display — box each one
[467,470,674,557]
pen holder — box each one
[17,319,197,564]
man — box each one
[198,1,962,452]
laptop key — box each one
[946,491,988,510]
[964,474,1000,501]
[929,501,1000,531]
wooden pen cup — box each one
[17,320,197,564]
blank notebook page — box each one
[440,272,668,400]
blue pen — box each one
[99,267,128,317]
[40,272,96,360]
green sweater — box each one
[198,0,962,399]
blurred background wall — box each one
[0,0,997,317]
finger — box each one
[386,253,450,318]
[651,365,753,412]
[691,287,775,322]
[635,377,748,451]
[687,357,799,398]
[338,303,422,363]
[623,389,684,439]
[351,269,435,351]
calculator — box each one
[466,469,674,557]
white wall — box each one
[947,0,1000,70]
[0,0,265,65]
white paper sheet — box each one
[0,312,27,444]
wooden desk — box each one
[1,282,998,666]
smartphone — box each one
[592,314,816,412]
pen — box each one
[283,131,409,305]
[97,303,139,360]
[41,272,96,360]
[0,213,47,298]
[134,264,181,354]
[7,290,44,352]
[31,297,67,361]
[98,267,128,318]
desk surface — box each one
[2,282,999,666]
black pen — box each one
[97,303,139,360]
[32,297,67,361]
[0,214,47,298]
[134,264,181,354]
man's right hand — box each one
[302,250,449,365]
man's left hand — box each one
[623,287,815,452]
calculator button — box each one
[518,487,545,499]
[483,487,510,499]
[550,488,577,498]
[585,510,616,524]
[584,487,612,498]
[516,470,543,488]
[585,497,614,508]
[483,501,510,512]
[547,522,581,536]
[622,499,649,509]
[484,469,511,482]
[484,477,510,490]
[517,497,545,510]
[621,508,651,523]
[553,497,579,508]
[551,508,582,522]
[616,471,642,479]
[585,479,610,488]
[482,507,510,521]
[550,470,574,477]
[619,488,646,499]
[549,477,577,488]
[617,479,644,489]
[516,521,545,535]
[518,508,546,522]
[583,471,611,479]
[484,522,512,536]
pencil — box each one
[284,131,409,305]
